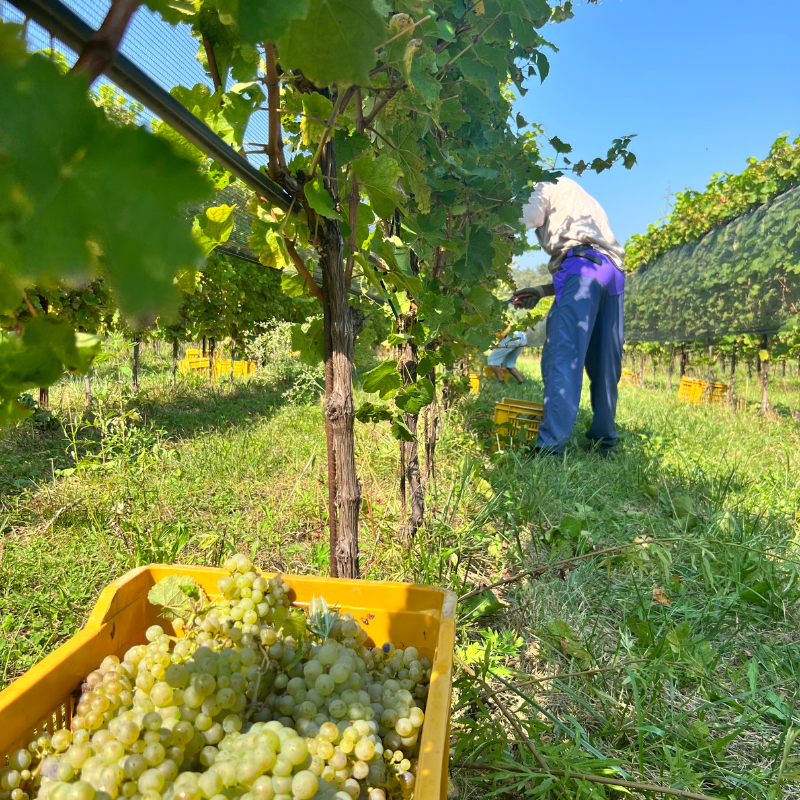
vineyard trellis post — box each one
[727,341,736,408]
[760,333,769,415]
[132,335,140,393]
[171,339,179,381]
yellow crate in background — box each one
[678,376,727,404]
[709,382,727,403]
[177,357,209,374]
[0,565,456,800]
[493,397,544,446]
[483,365,510,383]
[213,359,257,378]
[178,358,257,378]
[185,349,200,358]
[468,373,481,394]
[620,369,638,386]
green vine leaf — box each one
[230,0,310,44]
[354,154,405,219]
[304,179,341,220]
[277,0,386,86]
[192,204,236,257]
[147,574,208,621]
[390,417,415,441]
[0,45,211,321]
[355,401,394,424]
[362,359,402,399]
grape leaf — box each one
[355,401,394,424]
[233,0,310,44]
[272,605,289,631]
[283,608,308,642]
[391,418,415,441]
[305,179,341,220]
[355,154,405,219]
[0,49,211,322]
[301,93,334,147]
[278,0,386,86]
[147,574,208,621]
[549,136,572,155]
[0,397,33,427]
[192,204,236,257]
[249,218,292,269]
[143,0,195,24]
[461,590,505,620]
[291,317,325,365]
[395,377,435,414]
[362,359,402,399]
[389,122,432,214]
[0,318,101,403]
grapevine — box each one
[0,555,431,800]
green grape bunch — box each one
[0,555,430,800]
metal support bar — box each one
[11,0,392,307]
[10,0,293,212]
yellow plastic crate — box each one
[213,359,258,378]
[178,359,257,378]
[493,397,544,445]
[483,365,510,383]
[620,369,638,386]
[0,566,456,800]
[177,357,210,375]
[468,372,481,394]
[185,349,200,358]
[678,376,727,404]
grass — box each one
[2,337,800,799]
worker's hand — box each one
[511,285,545,309]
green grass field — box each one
[2,341,800,800]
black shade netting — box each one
[624,186,800,342]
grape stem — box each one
[247,650,267,715]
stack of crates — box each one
[493,396,544,447]
[177,356,257,378]
[678,376,727,404]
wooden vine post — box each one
[727,341,736,408]
[760,333,770,415]
[319,139,362,580]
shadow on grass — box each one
[464,365,762,505]
[136,376,299,440]
[0,375,317,495]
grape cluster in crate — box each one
[0,555,431,800]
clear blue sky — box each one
[514,0,800,270]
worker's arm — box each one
[510,283,553,308]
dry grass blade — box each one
[458,762,725,800]
[459,539,678,602]
[454,654,569,800]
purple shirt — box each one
[553,247,625,306]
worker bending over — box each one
[512,177,625,456]
[488,330,526,384]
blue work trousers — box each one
[538,273,624,453]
